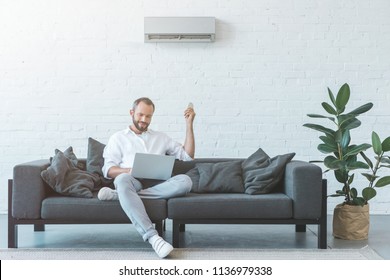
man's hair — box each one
[132,97,155,111]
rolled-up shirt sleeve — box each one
[102,136,122,179]
[167,138,193,161]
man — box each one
[98,97,195,258]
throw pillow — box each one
[87,137,113,188]
[185,166,200,192]
[60,146,86,170]
[86,137,106,175]
[41,150,99,198]
[194,160,244,193]
[242,148,295,194]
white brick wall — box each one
[1,0,390,214]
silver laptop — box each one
[131,153,175,180]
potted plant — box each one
[303,83,390,240]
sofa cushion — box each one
[41,150,99,198]
[41,193,167,222]
[242,148,295,194]
[168,193,292,219]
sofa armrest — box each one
[12,159,50,219]
[283,160,323,219]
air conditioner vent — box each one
[144,17,215,43]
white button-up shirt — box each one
[102,127,192,178]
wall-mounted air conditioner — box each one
[144,17,215,43]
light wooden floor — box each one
[1,214,389,259]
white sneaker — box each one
[97,187,118,200]
[149,235,173,258]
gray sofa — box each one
[8,156,327,249]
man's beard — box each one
[132,117,149,132]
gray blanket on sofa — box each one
[41,148,100,198]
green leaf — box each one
[340,118,361,131]
[338,114,358,127]
[362,187,376,201]
[347,161,370,170]
[322,102,338,115]
[372,132,382,155]
[347,103,373,115]
[318,144,338,154]
[360,151,373,169]
[319,135,337,147]
[328,87,336,107]
[340,130,351,150]
[382,136,390,152]
[303,124,335,136]
[345,152,358,163]
[361,173,379,182]
[352,197,366,206]
[350,187,357,198]
[336,83,350,113]
[324,156,345,170]
[344,144,371,157]
[380,157,390,164]
[335,169,348,183]
[329,194,345,197]
[348,173,354,185]
[375,176,390,187]
[307,114,335,122]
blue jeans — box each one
[114,173,192,241]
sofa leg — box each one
[34,224,45,231]
[318,212,328,249]
[318,179,328,249]
[296,224,306,232]
[318,222,327,249]
[155,221,163,236]
[8,179,17,248]
[172,220,181,248]
[8,224,17,248]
